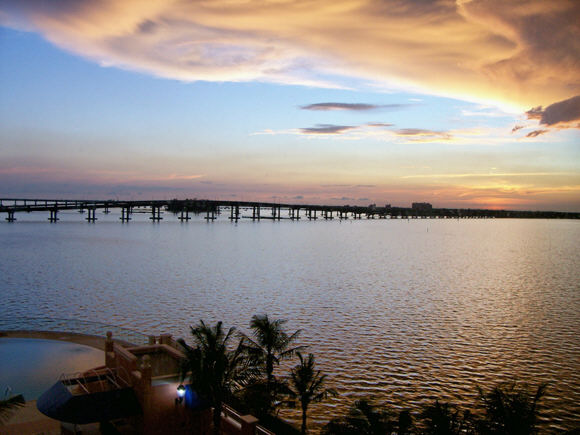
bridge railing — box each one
[0,316,150,346]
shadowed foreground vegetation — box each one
[178,316,575,434]
[323,382,552,435]
[0,393,25,425]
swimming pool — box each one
[0,338,104,400]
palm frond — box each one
[0,394,25,424]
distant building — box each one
[412,202,433,211]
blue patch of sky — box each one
[1,26,517,159]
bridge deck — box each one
[1,198,578,219]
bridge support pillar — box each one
[103,204,110,214]
[5,211,16,222]
[290,208,300,220]
[120,207,132,222]
[178,208,191,221]
[85,208,97,222]
[229,205,240,222]
[150,206,163,221]
[252,205,261,221]
[205,209,216,221]
[48,208,59,222]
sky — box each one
[0,0,579,211]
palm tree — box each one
[398,409,414,434]
[242,314,305,410]
[420,400,474,435]
[178,320,257,435]
[287,352,337,434]
[322,398,393,435]
[0,393,25,425]
[476,381,547,435]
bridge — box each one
[1,198,578,222]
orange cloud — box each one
[1,0,578,109]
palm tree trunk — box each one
[213,402,222,435]
[301,404,308,434]
[266,356,274,398]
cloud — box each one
[2,0,578,108]
[367,122,394,128]
[394,128,452,141]
[526,95,580,127]
[256,124,498,144]
[167,173,204,180]
[511,125,523,133]
[299,124,355,135]
[461,106,512,118]
[401,172,572,180]
[525,129,549,138]
[300,102,407,111]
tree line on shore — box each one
[177,315,567,435]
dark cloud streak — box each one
[525,129,549,138]
[300,102,409,111]
[526,95,580,127]
[300,124,355,134]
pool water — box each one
[0,338,104,400]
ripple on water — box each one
[0,218,579,431]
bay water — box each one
[1,210,579,431]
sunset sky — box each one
[1,0,579,211]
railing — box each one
[0,316,149,346]
[221,404,275,435]
[58,367,129,394]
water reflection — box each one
[0,216,578,429]
[0,338,104,400]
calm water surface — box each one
[0,338,104,400]
[1,211,579,431]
